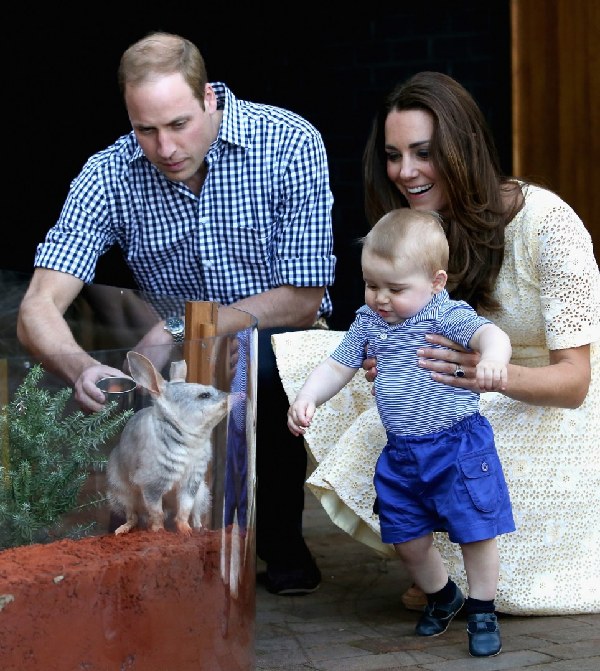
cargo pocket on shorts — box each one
[459,452,500,512]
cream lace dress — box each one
[272,184,600,615]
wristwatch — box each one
[164,316,185,343]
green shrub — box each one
[0,364,132,549]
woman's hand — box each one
[362,357,377,380]
[417,334,482,389]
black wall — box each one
[9,4,511,330]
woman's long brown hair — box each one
[363,71,522,312]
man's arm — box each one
[17,268,127,411]
[128,283,326,373]
[227,285,325,330]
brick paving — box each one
[256,486,600,670]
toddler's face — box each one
[362,251,438,325]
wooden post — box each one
[182,300,225,527]
[183,301,218,384]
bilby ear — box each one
[169,360,187,382]
[127,351,166,396]
[432,269,448,293]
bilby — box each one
[106,351,228,535]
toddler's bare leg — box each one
[461,537,499,601]
[394,534,448,593]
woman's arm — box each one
[362,335,591,408]
[417,334,590,408]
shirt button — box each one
[204,260,213,268]
[379,333,387,340]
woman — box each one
[272,71,600,615]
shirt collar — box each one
[131,141,145,163]
[359,289,450,326]
[414,289,449,321]
[212,82,249,149]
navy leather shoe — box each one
[260,558,321,596]
[415,584,464,636]
[467,612,502,657]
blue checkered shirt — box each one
[34,82,336,317]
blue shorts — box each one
[374,413,515,545]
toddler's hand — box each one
[287,398,316,436]
[476,359,508,391]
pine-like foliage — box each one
[0,364,133,549]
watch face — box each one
[165,317,185,343]
[165,317,184,335]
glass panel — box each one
[1,269,257,670]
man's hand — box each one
[128,318,181,378]
[74,364,132,413]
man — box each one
[17,31,335,595]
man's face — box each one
[125,72,219,192]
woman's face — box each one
[384,109,450,216]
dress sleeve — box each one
[530,190,600,349]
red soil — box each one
[0,527,255,671]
